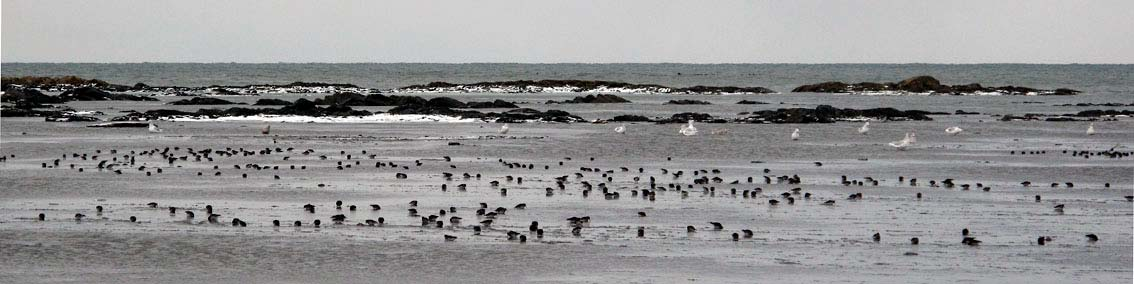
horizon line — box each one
[2,62,1132,65]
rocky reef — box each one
[664,100,711,105]
[546,94,631,104]
[735,105,940,123]
[792,76,1080,96]
[168,97,242,105]
[2,76,370,95]
[395,80,775,95]
[736,100,769,105]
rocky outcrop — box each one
[609,115,651,122]
[734,105,939,124]
[1066,109,1134,117]
[58,87,158,101]
[546,94,630,104]
[465,99,519,108]
[1,87,64,104]
[2,76,112,89]
[736,100,769,105]
[387,105,584,123]
[791,75,1080,95]
[113,98,371,121]
[313,92,427,106]
[167,97,242,105]
[664,100,711,105]
[396,80,775,94]
[656,113,722,124]
[253,98,294,105]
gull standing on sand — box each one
[148,123,163,133]
[1086,123,1096,135]
[945,126,963,135]
[615,124,626,134]
[499,124,510,134]
[680,121,698,136]
[791,128,800,140]
[858,122,870,135]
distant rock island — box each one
[792,75,1080,96]
[2,76,369,95]
[395,80,775,95]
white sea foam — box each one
[164,114,480,123]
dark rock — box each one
[58,87,157,101]
[1068,109,1134,117]
[1,88,64,104]
[46,115,100,122]
[111,98,372,121]
[736,100,769,105]
[547,94,631,104]
[388,105,583,123]
[955,110,980,115]
[313,92,427,106]
[2,76,112,89]
[312,92,367,106]
[735,105,938,124]
[610,115,651,122]
[253,98,293,105]
[167,97,242,105]
[465,99,519,108]
[896,76,943,93]
[427,97,467,108]
[664,99,711,105]
[0,106,65,117]
[656,112,719,124]
[792,75,1079,95]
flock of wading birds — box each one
[3,121,1132,248]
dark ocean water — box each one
[3,63,1132,95]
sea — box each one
[0,63,1131,283]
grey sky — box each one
[2,0,1132,63]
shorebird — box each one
[857,122,870,135]
[790,128,800,140]
[945,126,963,135]
[1087,123,1096,135]
[680,120,698,136]
[889,133,913,150]
[499,124,510,134]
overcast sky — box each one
[2,0,1132,63]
